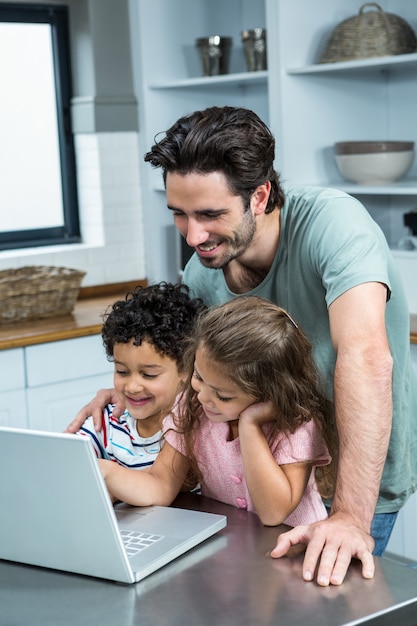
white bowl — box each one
[334,141,415,185]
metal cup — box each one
[196,36,232,76]
[241,29,267,72]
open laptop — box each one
[0,426,227,584]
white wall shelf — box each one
[287,52,417,75]
[149,70,268,90]
[326,181,417,196]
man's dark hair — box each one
[144,106,285,213]
[101,282,206,372]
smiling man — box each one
[143,106,417,586]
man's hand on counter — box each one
[64,388,124,432]
[271,511,375,586]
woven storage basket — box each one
[0,266,86,323]
[318,3,417,64]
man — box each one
[67,106,417,587]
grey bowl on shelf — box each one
[334,140,415,185]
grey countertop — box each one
[1,493,417,626]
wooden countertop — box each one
[0,280,146,350]
[0,281,416,349]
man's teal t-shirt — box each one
[183,185,417,513]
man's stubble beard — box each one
[197,209,257,270]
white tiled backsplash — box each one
[0,131,146,287]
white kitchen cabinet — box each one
[0,390,28,428]
[0,348,27,428]
[26,373,113,433]
[0,335,113,432]
[0,348,25,391]
[132,0,417,281]
[25,336,112,388]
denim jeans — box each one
[371,512,398,556]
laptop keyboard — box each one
[120,530,164,557]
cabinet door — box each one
[26,372,114,433]
[25,335,112,387]
[0,348,25,392]
[0,348,28,428]
[0,390,28,428]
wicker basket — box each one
[318,3,417,64]
[0,266,86,324]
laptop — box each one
[0,426,227,584]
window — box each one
[0,3,80,250]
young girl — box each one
[78,282,205,470]
[99,296,337,526]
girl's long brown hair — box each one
[173,296,338,498]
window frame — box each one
[0,2,80,251]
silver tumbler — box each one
[196,35,232,76]
[241,29,267,71]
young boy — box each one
[78,282,205,469]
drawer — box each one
[25,335,113,387]
[0,348,25,392]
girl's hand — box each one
[239,400,275,426]
[64,388,123,433]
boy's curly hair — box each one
[101,282,206,373]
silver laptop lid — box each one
[0,427,226,583]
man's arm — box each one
[271,281,393,585]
